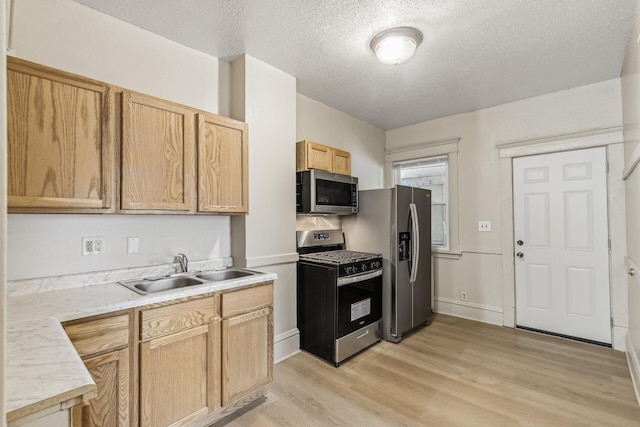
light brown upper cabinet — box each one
[7,58,250,215]
[332,147,352,176]
[296,140,351,175]
[297,140,332,172]
[197,113,248,213]
[120,91,195,212]
[7,57,115,212]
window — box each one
[393,156,449,249]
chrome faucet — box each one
[176,253,188,273]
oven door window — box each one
[336,276,382,338]
[316,179,355,207]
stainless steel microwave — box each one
[296,170,358,215]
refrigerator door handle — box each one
[409,203,420,283]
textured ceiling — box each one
[73,0,637,130]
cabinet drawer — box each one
[221,283,273,318]
[65,314,129,358]
[141,297,216,341]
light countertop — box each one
[6,263,277,422]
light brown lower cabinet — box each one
[221,283,274,406]
[139,322,220,427]
[64,284,273,427]
[138,295,220,427]
[71,348,129,427]
[64,313,131,427]
[222,307,273,405]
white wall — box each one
[387,79,625,328]
[296,94,385,191]
[388,80,622,254]
[295,94,385,232]
[622,0,640,404]
[7,0,231,281]
[11,0,221,113]
[230,55,299,361]
[7,215,230,280]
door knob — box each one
[516,252,524,259]
[516,240,524,246]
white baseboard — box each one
[626,333,640,407]
[613,325,628,352]
[435,297,503,326]
[274,328,300,364]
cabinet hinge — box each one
[608,239,611,251]
[606,161,610,173]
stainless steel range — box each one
[297,230,383,366]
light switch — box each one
[127,237,139,254]
[478,221,491,232]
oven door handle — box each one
[337,269,383,287]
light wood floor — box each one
[223,315,640,426]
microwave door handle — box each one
[410,203,419,283]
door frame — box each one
[496,127,627,350]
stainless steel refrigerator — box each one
[342,185,433,343]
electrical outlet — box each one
[460,291,468,301]
[478,221,492,232]
[127,237,139,254]
[82,237,105,255]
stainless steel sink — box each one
[118,268,259,295]
[195,268,255,282]
[119,276,206,295]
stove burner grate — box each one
[299,249,381,266]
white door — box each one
[513,147,611,344]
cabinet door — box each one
[7,58,114,211]
[222,307,273,405]
[75,348,129,427]
[196,113,248,213]
[140,324,218,427]
[301,141,332,172]
[332,148,351,175]
[121,91,195,211]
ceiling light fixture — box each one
[370,27,423,65]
